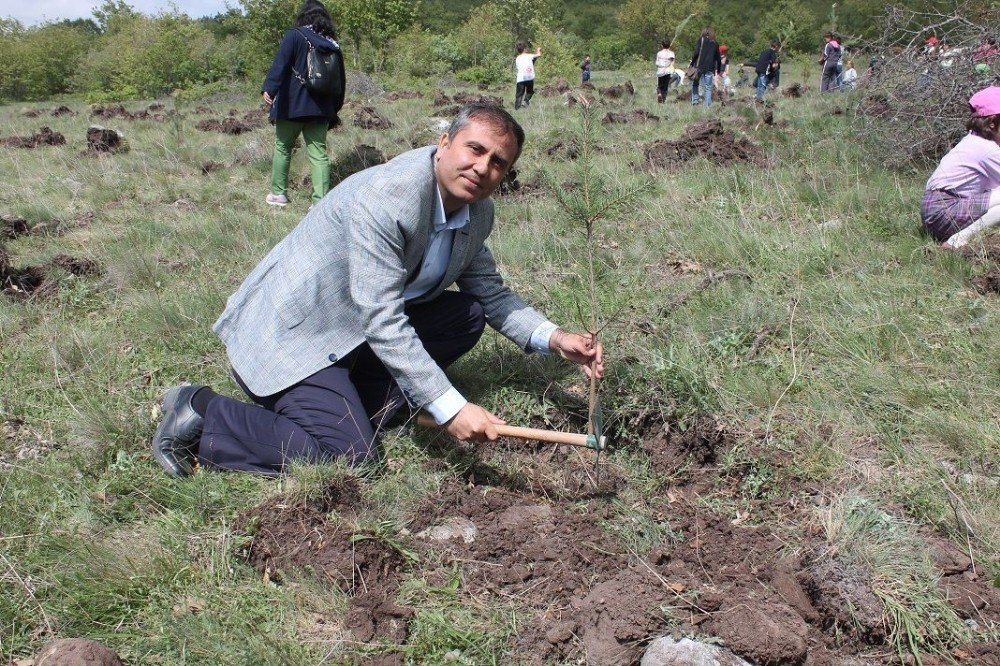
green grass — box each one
[1,66,997,662]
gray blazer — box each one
[213,145,548,407]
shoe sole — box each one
[266,200,287,207]
[152,386,195,477]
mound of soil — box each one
[86,126,126,153]
[642,414,734,476]
[603,110,660,124]
[600,81,635,98]
[236,477,414,646]
[0,127,66,149]
[451,92,504,107]
[195,117,257,135]
[35,638,123,666]
[89,104,168,121]
[495,168,542,198]
[22,109,41,118]
[546,139,580,159]
[1,250,101,299]
[1,216,30,240]
[51,105,76,117]
[799,557,887,644]
[783,83,809,98]
[330,144,386,185]
[353,106,392,130]
[645,119,766,169]
[432,91,452,107]
[858,94,891,118]
[538,79,571,97]
[200,160,226,175]
[385,90,423,101]
[972,266,1000,295]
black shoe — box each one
[151,384,206,477]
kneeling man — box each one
[152,103,603,477]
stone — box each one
[416,516,478,543]
[641,636,752,666]
[35,638,124,666]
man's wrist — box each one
[548,327,566,353]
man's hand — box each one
[550,329,605,379]
[262,91,273,105]
[445,403,506,441]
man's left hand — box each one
[550,329,604,379]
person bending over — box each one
[922,86,1000,249]
[151,104,604,477]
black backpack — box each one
[292,28,345,107]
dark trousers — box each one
[197,291,486,475]
[515,80,534,109]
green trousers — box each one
[270,119,330,205]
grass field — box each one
[1,62,997,665]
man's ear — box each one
[437,132,450,152]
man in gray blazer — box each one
[152,104,604,477]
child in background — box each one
[921,86,1000,248]
[655,40,676,103]
[580,55,592,84]
[841,60,858,89]
[514,43,542,109]
[717,45,732,97]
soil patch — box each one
[330,144,386,185]
[645,119,766,169]
[0,127,66,149]
[495,168,542,198]
[200,160,226,175]
[600,81,635,98]
[641,414,735,476]
[236,477,414,646]
[546,139,580,159]
[86,126,127,153]
[385,90,423,101]
[451,92,504,107]
[51,105,76,117]
[1,250,102,299]
[783,83,810,98]
[603,110,660,124]
[858,94,891,118]
[195,116,258,135]
[432,91,452,107]
[972,266,1000,294]
[537,79,571,97]
[353,106,392,130]
[22,109,41,118]
[1,216,30,240]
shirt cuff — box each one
[425,387,468,425]
[529,321,559,355]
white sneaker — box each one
[265,193,288,207]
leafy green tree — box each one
[237,0,300,79]
[755,0,821,54]
[92,0,139,34]
[617,0,701,55]
[332,0,419,71]
[0,20,94,100]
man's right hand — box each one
[445,403,506,441]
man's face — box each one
[434,119,518,211]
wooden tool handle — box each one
[416,413,605,449]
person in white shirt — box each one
[841,60,858,90]
[655,39,677,103]
[514,42,542,109]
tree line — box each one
[0,0,965,102]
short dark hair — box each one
[771,39,781,48]
[446,104,526,162]
[967,112,1000,142]
[702,27,715,41]
[661,39,671,49]
[295,0,336,39]
[516,42,527,54]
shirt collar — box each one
[434,186,471,231]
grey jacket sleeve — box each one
[455,243,549,350]
[347,187,454,408]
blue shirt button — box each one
[328,353,337,362]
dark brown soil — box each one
[858,94,891,118]
[538,79,571,97]
[600,81,635,98]
[51,105,76,116]
[451,92,504,107]
[236,477,415,646]
[783,83,810,98]
[495,168,542,198]
[0,127,66,148]
[195,116,257,135]
[603,110,660,124]
[645,119,766,169]
[330,144,387,185]
[432,91,452,107]
[1,216,30,240]
[385,90,423,101]
[23,109,41,118]
[86,126,126,153]
[641,414,734,474]
[972,266,1000,294]
[1,250,101,299]
[35,638,123,666]
[546,139,580,159]
[353,106,392,130]
[200,161,226,175]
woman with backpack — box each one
[688,27,722,108]
[262,0,346,207]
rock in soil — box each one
[645,119,765,169]
[0,127,66,148]
[641,636,751,666]
[353,105,392,130]
[34,638,124,666]
[603,110,660,124]
[86,126,127,153]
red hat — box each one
[719,44,728,53]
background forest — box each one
[0,0,993,103]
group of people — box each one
[152,0,999,479]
